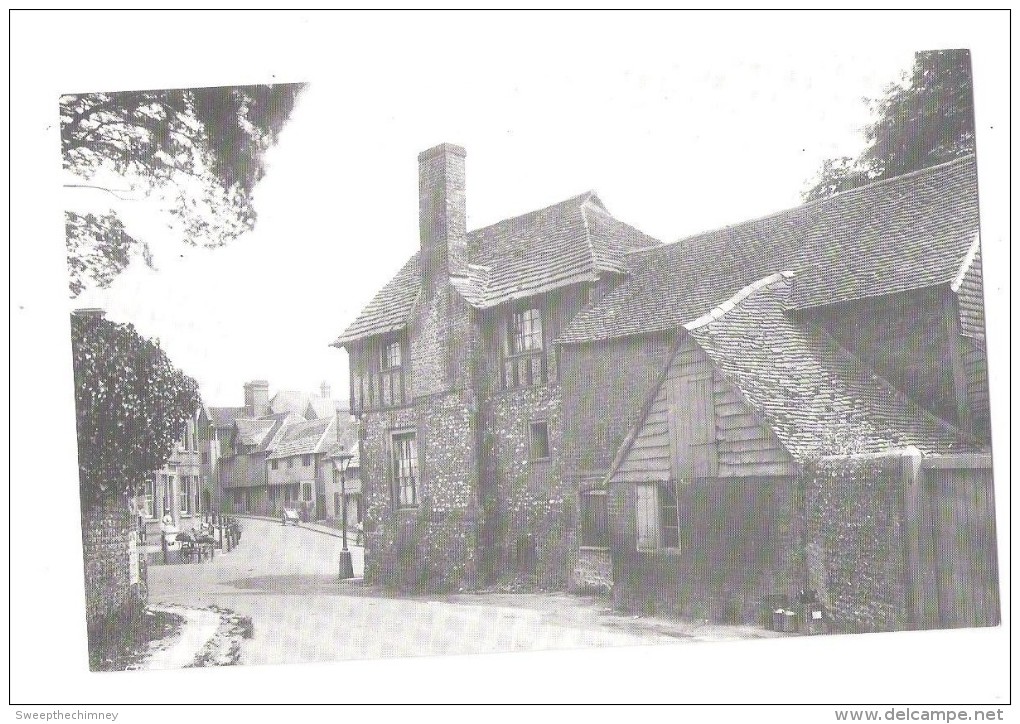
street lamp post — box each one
[336,446,355,580]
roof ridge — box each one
[950,232,982,293]
[622,154,977,260]
[579,199,599,281]
[467,191,597,237]
[684,271,796,331]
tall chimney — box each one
[243,380,270,417]
[419,143,467,294]
[320,381,331,399]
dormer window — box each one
[510,308,543,354]
[381,339,402,370]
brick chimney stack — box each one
[419,143,468,295]
[243,380,270,417]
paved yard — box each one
[148,517,781,666]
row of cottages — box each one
[196,380,362,526]
[334,146,995,629]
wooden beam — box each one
[944,293,974,436]
[921,454,993,470]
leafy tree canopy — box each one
[803,50,975,202]
[71,311,202,506]
[61,83,305,297]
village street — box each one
[148,518,781,666]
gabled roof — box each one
[269,390,344,420]
[560,156,979,344]
[233,418,278,447]
[685,273,969,458]
[333,193,659,345]
[268,416,335,460]
[207,406,246,429]
[323,417,361,469]
[306,397,345,421]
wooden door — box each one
[667,371,717,481]
[926,464,1000,628]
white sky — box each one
[9,10,1010,709]
[53,20,929,408]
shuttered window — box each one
[636,481,681,551]
[636,483,659,549]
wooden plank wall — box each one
[955,244,985,344]
[613,337,795,483]
[922,458,1000,629]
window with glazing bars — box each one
[143,479,155,518]
[382,340,402,369]
[510,308,543,354]
[392,432,418,507]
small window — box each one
[510,308,543,354]
[143,479,155,518]
[636,481,681,550]
[392,431,418,507]
[162,475,172,517]
[179,476,191,515]
[529,421,550,461]
[302,454,312,467]
[271,459,279,470]
[302,483,313,501]
[287,458,294,469]
[381,340,402,370]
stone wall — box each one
[799,455,909,633]
[481,385,572,588]
[81,493,147,669]
[360,391,480,592]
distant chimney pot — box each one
[244,380,270,417]
[320,381,331,399]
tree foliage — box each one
[61,83,305,297]
[71,311,201,506]
[803,50,975,202]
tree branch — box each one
[63,183,140,201]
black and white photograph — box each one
[9,9,1009,715]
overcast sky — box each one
[51,18,945,407]
[10,11,1010,706]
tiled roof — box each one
[267,417,334,460]
[261,412,304,452]
[269,390,343,420]
[306,397,345,421]
[233,418,277,447]
[686,274,970,458]
[334,194,659,345]
[323,417,361,469]
[559,156,979,344]
[207,406,246,429]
